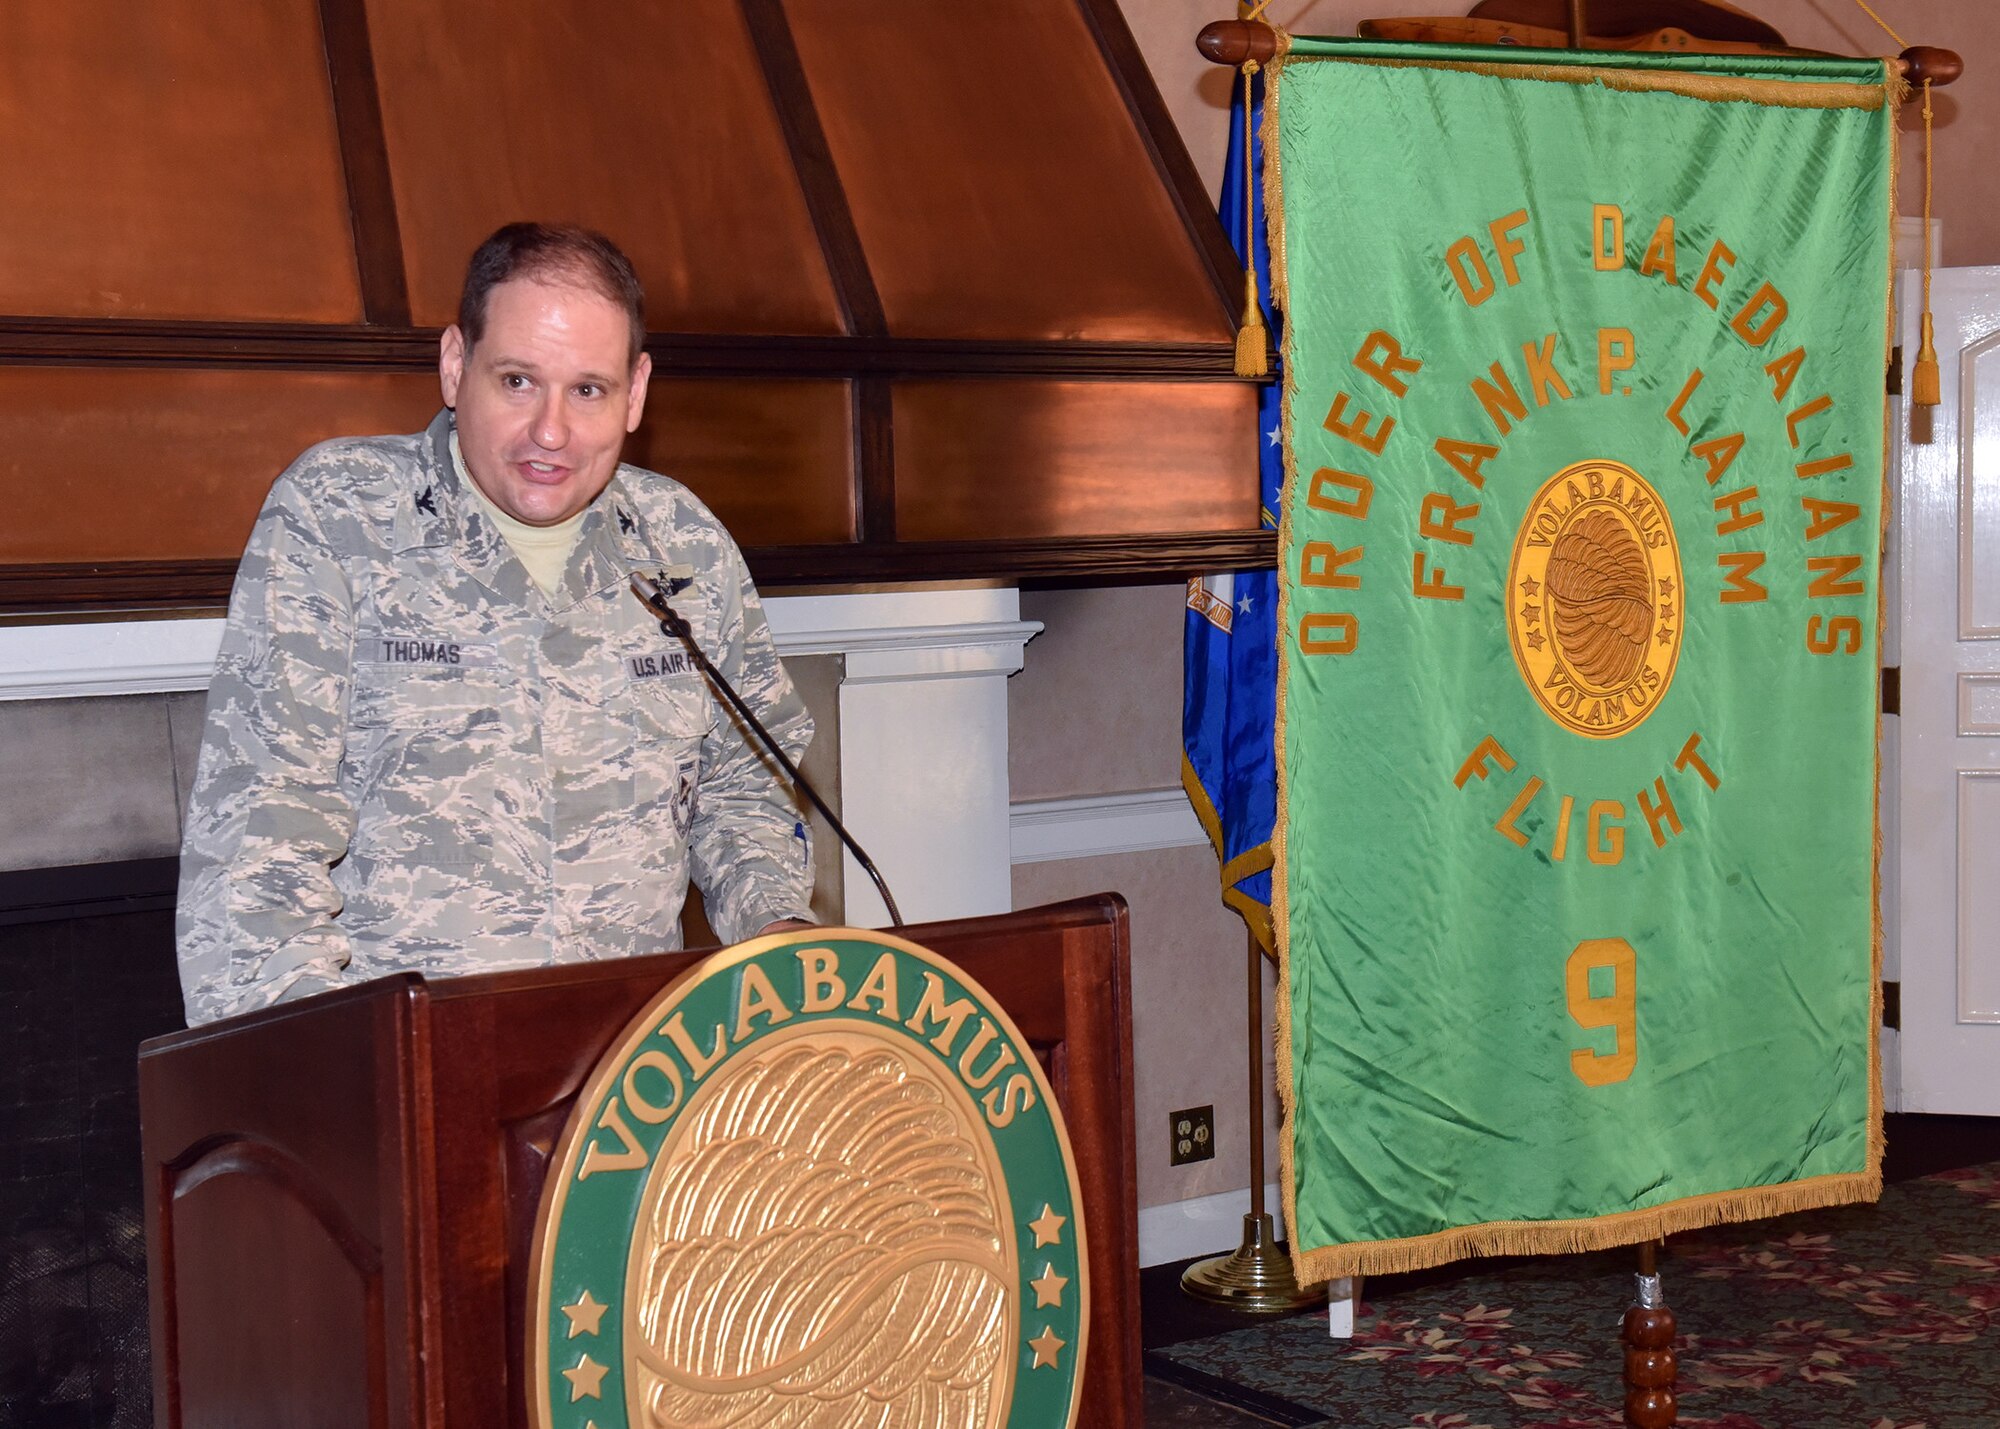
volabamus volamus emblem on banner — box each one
[1266,39,1896,1280]
[528,930,1088,1427]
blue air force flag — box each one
[1182,65,1282,950]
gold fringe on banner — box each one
[1316,54,1890,111]
[1287,1170,1884,1283]
[1181,751,1277,955]
[1871,49,1896,1204]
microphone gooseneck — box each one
[630,573,906,929]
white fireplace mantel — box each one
[0,619,225,702]
[0,591,1040,700]
[767,589,1041,925]
[0,588,1043,926]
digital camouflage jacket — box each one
[177,409,812,1025]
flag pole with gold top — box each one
[1182,1,1322,1318]
[1179,925,1325,1312]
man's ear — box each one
[625,351,653,434]
[439,325,467,407]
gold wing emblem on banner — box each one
[626,1036,1017,1427]
[1508,460,1683,740]
[1547,508,1654,691]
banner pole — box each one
[1181,928,1323,1312]
[1246,924,1266,1216]
[1623,1239,1677,1427]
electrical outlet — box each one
[1169,1105,1214,1166]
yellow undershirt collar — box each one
[450,430,588,598]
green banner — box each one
[1269,39,1894,1279]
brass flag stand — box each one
[1181,928,1323,1312]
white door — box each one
[1897,265,2000,1114]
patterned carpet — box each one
[1147,1163,2000,1428]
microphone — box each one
[630,573,905,929]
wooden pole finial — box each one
[1898,47,1963,87]
[1197,19,1278,67]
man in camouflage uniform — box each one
[177,225,812,1026]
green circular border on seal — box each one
[527,927,1089,1429]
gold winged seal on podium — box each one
[528,928,1089,1428]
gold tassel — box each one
[1850,3,1937,422]
[1236,272,1269,378]
[1913,314,1940,406]
[1910,78,1940,417]
[1233,58,1269,379]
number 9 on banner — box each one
[1566,937,1638,1087]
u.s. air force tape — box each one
[627,650,696,681]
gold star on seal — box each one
[1525,630,1545,651]
[561,1290,608,1338]
[1658,577,1675,596]
[563,1353,609,1402]
[1657,626,1674,646]
[1519,603,1541,624]
[1029,1204,1068,1248]
[1028,1325,1066,1369]
[1520,575,1540,597]
[1031,1263,1069,1308]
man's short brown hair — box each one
[457,223,646,363]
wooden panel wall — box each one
[363,0,845,336]
[0,2,360,322]
[625,381,856,547]
[784,0,1231,342]
[893,381,1259,540]
[0,370,437,562]
[0,0,1268,613]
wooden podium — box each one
[140,896,1141,1428]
